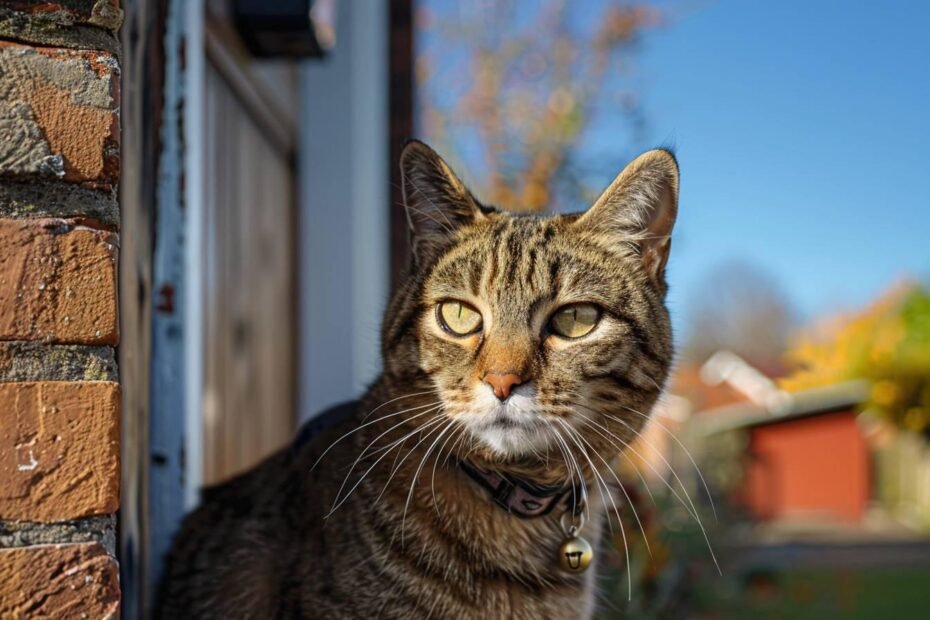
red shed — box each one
[700,380,871,524]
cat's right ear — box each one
[400,140,483,262]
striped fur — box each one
[157,141,679,619]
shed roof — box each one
[695,379,870,435]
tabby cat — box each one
[157,140,679,619]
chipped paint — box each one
[149,0,192,593]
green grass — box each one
[704,568,930,619]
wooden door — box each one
[201,14,298,485]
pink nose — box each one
[484,373,523,401]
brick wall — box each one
[0,2,122,617]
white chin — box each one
[473,424,549,457]
[465,384,551,457]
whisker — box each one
[431,423,464,517]
[547,424,581,527]
[442,423,470,469]
[387,430,413,481]
[329,415,446,517]
[571,400,721,575]
[561,428,590,522]
[328,406,442,514]
[334,404,441,484]
[572,411,658,507]
[574,414,658,508]
[568,400,699,522]
[605,412,710,526]
[312,400,441,471]
[350,404,441,465]
[374,416,448,506]
[568,419,653,560]
[553,418,632,601]
[553,419,618,538]
[620,404,719,522]
[361,389,442,422]
[548,423,580,517]
[401,420,457,547]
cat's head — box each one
[383,140,678,466]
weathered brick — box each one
[0,41,119,189]
[0,542,119,619]
[0,382,119,522]
[0,218,118,345]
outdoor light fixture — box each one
[233,0,337,58]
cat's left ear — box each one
[576,149,679,282]
[400,140,484,263]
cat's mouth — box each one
[468,415,548,457]
[487,410,535,430]
[459,384,554,456]
[472,403,543,432]
[473,384,540,427]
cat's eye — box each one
[549,303,600,339]
[437,300,483,336]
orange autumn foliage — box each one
[780,282,930,433]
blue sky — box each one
[632,1,930,329]
[419,0,929,335]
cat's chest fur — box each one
[157,398,602,620]
[300,396,602,618]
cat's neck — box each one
[350,378,606,568]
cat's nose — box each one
[484,373,523,401]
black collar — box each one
[460,460,586,519]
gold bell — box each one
[558,532,593,573]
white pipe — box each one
[183,0,205,510]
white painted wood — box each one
[184,0,206,511]
[148,0,191,592]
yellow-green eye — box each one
[437,301,483,336]
[549,304,600,339]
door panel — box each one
[202,59,296,485]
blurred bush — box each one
[782,283,930,435]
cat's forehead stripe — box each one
[483,217,554,309]
[430,213,661,335]
[432,217,561,311]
